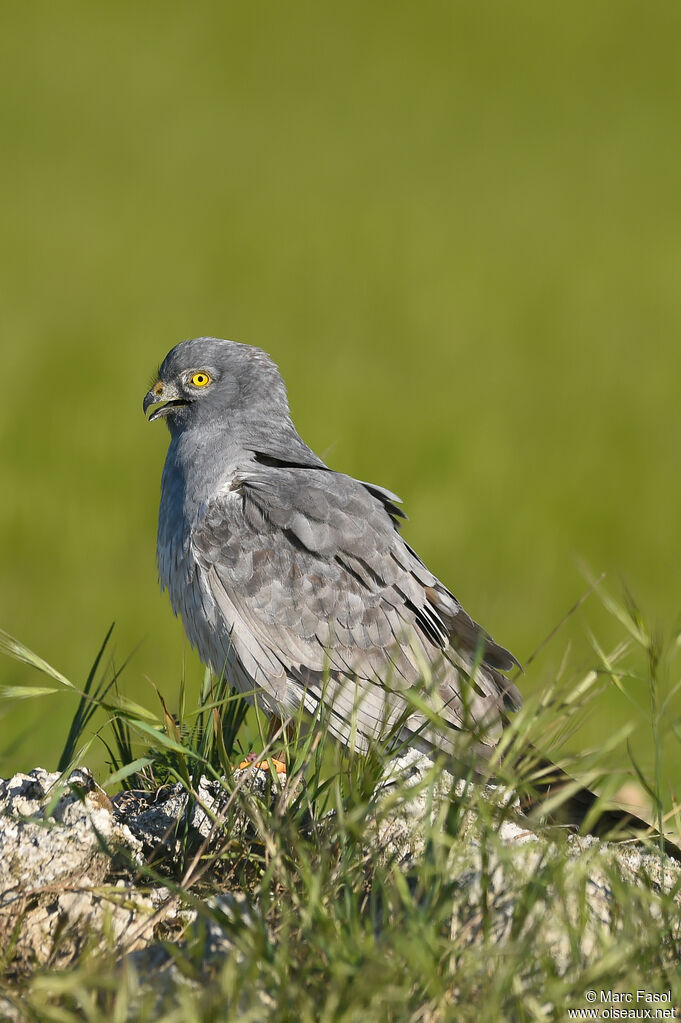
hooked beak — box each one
[143,381,189,422]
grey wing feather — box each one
[191,465,521,760]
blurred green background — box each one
[1,2,680,791]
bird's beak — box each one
[143,380,188,422]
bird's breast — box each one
[157,457,216,654]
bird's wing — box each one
[191,465,521,758]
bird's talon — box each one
[237,755,287,774]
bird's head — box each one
[143,337,290,435]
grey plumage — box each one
[143,337,522,766]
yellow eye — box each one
[189,371,211,388]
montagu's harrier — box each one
[143,337,520,760]
[143,337,678,853]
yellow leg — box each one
[237,714,292,773]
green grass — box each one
[1,590,681,1020]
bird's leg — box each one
[266,712,296,764]
[237,714,292,774]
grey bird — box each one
[142,337,681,856]
[143,336,522,768]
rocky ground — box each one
[1,752,679,1018]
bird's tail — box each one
[520,753,681,862]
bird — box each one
[143,336,678,854]
[143,337,522,762]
